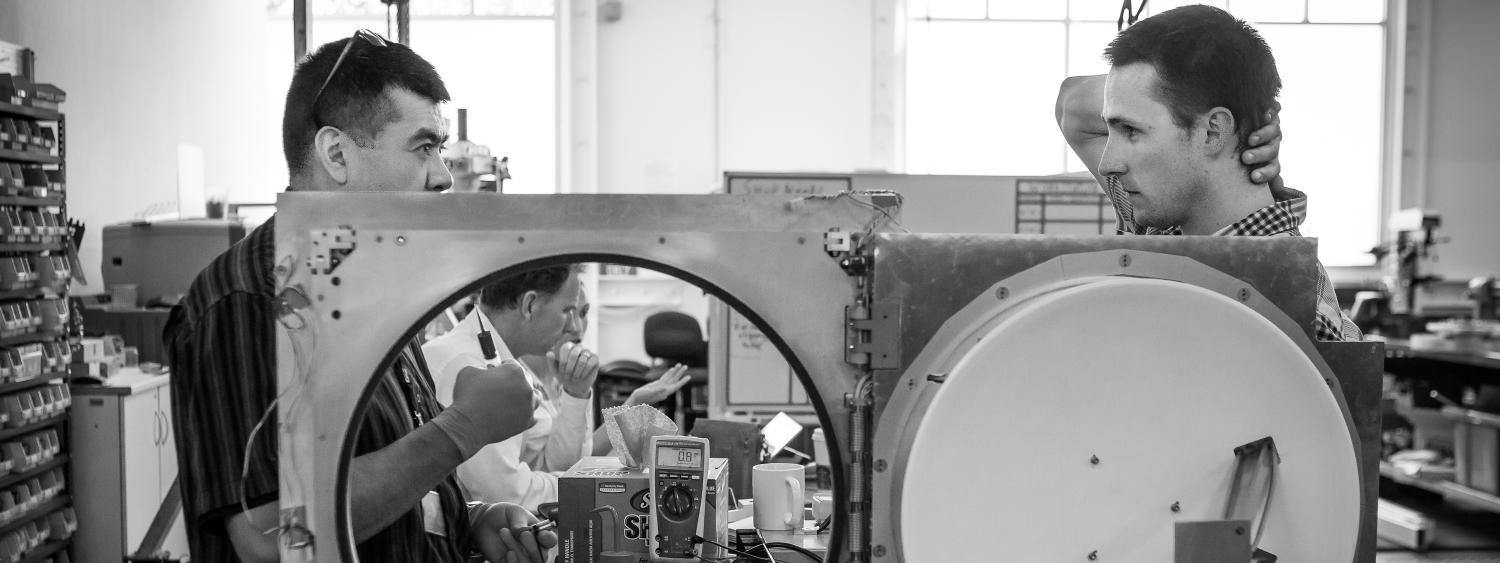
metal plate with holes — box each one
[869,249,1371,562]
[276,194,1382,563]
[276,193,877,563]
[866,234,1322,418]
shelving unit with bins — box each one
[0,87,75,563]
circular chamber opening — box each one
[891,277,1358,562]
[340,257,846,562]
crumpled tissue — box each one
[601,404,680,468]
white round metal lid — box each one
[897,277,1359,561]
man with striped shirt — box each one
[1054,5,1360,341]
[167,34,553,562]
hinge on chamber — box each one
[845,301,900,369]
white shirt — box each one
[422,310,593,511]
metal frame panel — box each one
[275,193,872,562]
[867,238,1381,562]
[275,194,1382,562]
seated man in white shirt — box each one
[423,265,690,510]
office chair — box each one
[643,311,709,429]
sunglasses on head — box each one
[309,29,389,125]
[1118,0,1149,31]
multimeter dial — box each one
[660,484,694,520]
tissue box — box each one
[558,456,728,563]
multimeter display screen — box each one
[656,446,704,469]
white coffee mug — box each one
[752,463,805,531]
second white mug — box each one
[752,463,805,531]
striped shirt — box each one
[165,216,471,562]
[1104,177,1362,341]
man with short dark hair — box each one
[423,265,689,509]
[167,33,554,562]
[1056,5,1359,341]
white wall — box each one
[0,1,267,294]
[593,0,878,196]
[716,0,875,173]
[1410,0,1500,280]
[588,0,877,362]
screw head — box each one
[1088,550,1099,560]
[1170,501,1180,513]
[875,459,888,472]
[874,545,887,557]
[395,234,407,246]
[1119,254,1132,267]
[1238,287,1251,302]
[996,287,1010,300]
[1090,455,1100,465]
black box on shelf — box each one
[11,120,29,147]
[43,169,61,193]
[29,84,63,111]
[0,119,16,150]
[19,168,46,190]
[0,75,32,106]
[5,164,21,190]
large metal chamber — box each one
[271,193,1380,563]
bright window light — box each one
[905,0,1386,266]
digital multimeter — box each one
[648,435,710,562]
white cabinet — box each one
[70,370,187,562]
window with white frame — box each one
[905,0,1386,266]
[263,0,558,194]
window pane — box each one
[1257,24,1383,265]
[1069,0,1129,22]
[906,21,1067,175]
[1308,0,1383,23]
[313,0,387,16]
[1067,22,1118,76]
[1065,21,1119,173]
[919,0,987,19]
[410,0,474,16]
[474,0,555,17]
[1148,0,1227,16]
[1227,0,1305,23]
[987,0,1066,20]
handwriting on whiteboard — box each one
[732,317,769,353]
[726,176,852,196]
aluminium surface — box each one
[867,233,1322,418]
[274,193,875,562]
[866,234,1383,562]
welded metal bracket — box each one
[1226,436,1280,548]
